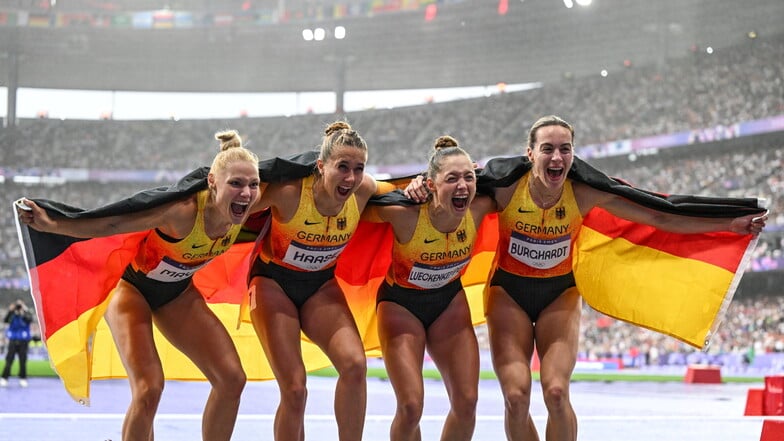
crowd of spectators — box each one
[1,33,783,170]
[2,33,783,372]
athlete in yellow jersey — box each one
[17,130,263,441]
[247,121,377,441]
[489,172,583,322]
[379,203,476,327]
[249,174,361,306]
[364,136,494,441]
[123,189,243,308]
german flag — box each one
[15,153,764,404]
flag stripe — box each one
[574,224,737,348]
[583,208,751,273]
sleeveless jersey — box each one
[494,172,583,278]
[386,204,477,290]
[261,175,360,272]
[132,189,242,283]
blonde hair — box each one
[210,130,259,173]
[318,120,368,163]
[427,135,471,180]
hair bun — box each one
[325,121,351,136]
[433,135,458,151]
[215,130,243,151]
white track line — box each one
[1,414,782,422]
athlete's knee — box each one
[214,368,246,400]
[542,383,570,413]
[451,389,478,421]
[130,378,165,411]
[503,386,533,416]
[336,354,367,385]
[280,381,308,413]
[396,397,424,428]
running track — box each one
[0,371,773,440]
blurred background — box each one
[1,0,783,374]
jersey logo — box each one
[518,207,534,213]
[191,243,206,249]
[424,238,439,244]
[456,229,467,242]
[304,219,320,226]
[221,236,232,247]
[336,217,347,230]
[555,207,566,219]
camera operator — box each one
[1,299,33,388]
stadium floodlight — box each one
[563,0,574,8]
[576,0,592,6]
[302,28,314,41]
[334,26,346,39]
[314,28,326,41]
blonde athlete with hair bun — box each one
[247,120,378,441]
[16,130,262,441]
[363,135,495,441]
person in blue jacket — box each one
[1,299,33,388]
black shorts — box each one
[248,258,335,309]
[121,266,192,310]
[489,268,575,322]
[377,278,463,330]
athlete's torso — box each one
[495,172,583,278]
[132,189,242,283]
[261,175,360,272]
[387,204,477,290]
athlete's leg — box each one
[377,300,427,441]
[249,276,308,441]
[534,287,580,441]
[301,279,367,441]
[104,280,163,441]
[426,291,479,441]
[154,286,246,441]
[486,286,540,441]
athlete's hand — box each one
[15,198,56,233]
[730,211,768,236]
[403,175,430,203]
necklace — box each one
[529,176,563,209]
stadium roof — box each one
[1,0,782,93]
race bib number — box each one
[407,258,470,289]
[146,256,207,282]
[283,241,346,271]
[508,232,570,269]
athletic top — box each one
[260,175,360,272]
[386,204,476,290]
[494,172,583,278]
[130,189,242,283]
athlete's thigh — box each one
[533,286,581,385]
[153,285,241,380]
[104,280,162,379]
[248,275,307,379]
[300,279,364,362]
[378,301,427,400]
[426,291,479,392]
[485,285,535,389]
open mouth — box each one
[546,167,564,180]
[452,195,469,210]
[337,185,352,197]
[231,201,249,217]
